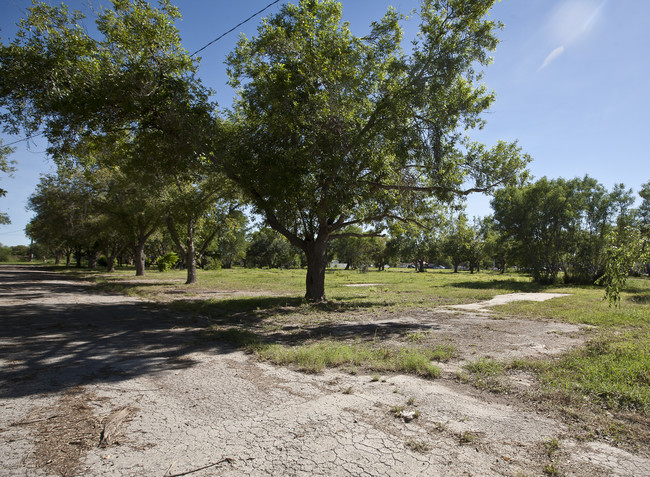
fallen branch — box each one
[165,458,235,477]
[11,415,59,426]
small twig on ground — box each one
[11,415,59,426]
[165,458,235,477]
[164,461,176,476]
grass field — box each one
[59,265,649,443]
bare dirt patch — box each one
[21,388,104,477]
[1,266,647,476]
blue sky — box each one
[1,0,649,246]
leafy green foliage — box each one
[0,243,13,261]
[246,227,301,269]
[597,226,649,306]
[329,226,387,270]
[0,139,16,224]
[156,251,179,272]
[492,176,632,284]
[226,0,529,300]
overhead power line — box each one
[3,3,282,146]
[190,0,282,57]
[3,132,45,147]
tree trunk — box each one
[304,239,328,302]
[166,216,198,285]
[185,241,197,285]
[134,243,146,276]
[65,251,72,267]
[54,253,61,265]
[88,250,99,269]
[75,248,82,268]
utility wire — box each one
[3,132,45,147]
[190,0,282,57]
[3,3,282,146]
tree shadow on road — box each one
[0,268,238,399]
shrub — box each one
[157,252,179,272]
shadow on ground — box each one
[0,266,236,399]
[446,278,546,292]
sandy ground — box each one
[1,266,648,477]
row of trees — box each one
[21,171,650,282]
[327,175,650,285]
[0,0,531,300]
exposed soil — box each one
[1,265,648,477]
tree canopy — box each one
[225,0,529,300]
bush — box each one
[157,252,179,272]
[0,245,12,262]
[203,257,222,270]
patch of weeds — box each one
[405,330,429,344]
[342,386,354,395]
[254,341,441,378]
[459,431,477,444]
[543,462,561,476]
[462,358,509,393]
[433,421,447,432]
[395,348,441,378]
[465,357,504,375]
[393,387,399,393]
[371,374,380,382]
[406,396,415,406]
[406,439,430,453]
[544,438,560,457]
[455,370,470,383]
[427,343,457,362]
[391,403,419,421]
[535,330,650,414]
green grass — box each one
[513,330,650,414]
[254,340,442,377]
[68,266,650,422]
[82,267,542,311]
[458,358,508,393]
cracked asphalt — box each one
[1,266,648,476]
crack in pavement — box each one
[0,266,647,476]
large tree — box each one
[0,0,203,155]
[225,0,529,300]
[166,177,242,284]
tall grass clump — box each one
[255,341,442,377]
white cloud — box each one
[539,46,565,70]
[547,0,606,44]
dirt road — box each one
[1,266,648,476]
